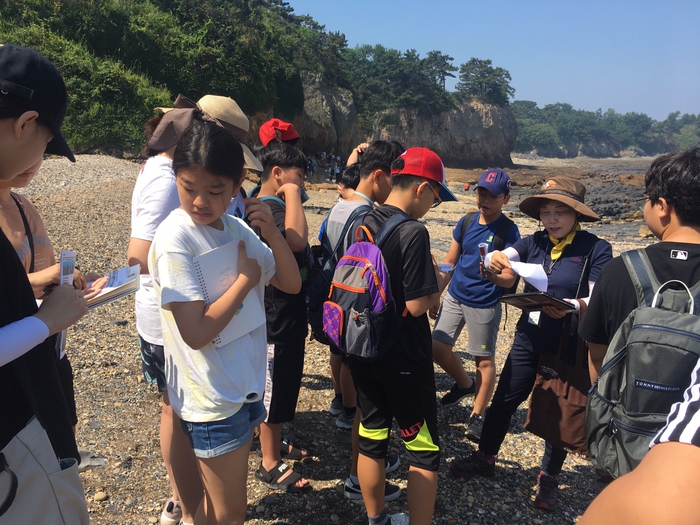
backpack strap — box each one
[459,211,478,245]
[259,195,287,209]
[492,215,515,252]
[325,205,372,269]
[373,212,415,247]
[622,249,662,308]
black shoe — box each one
[449,451,496,479]
[465,413,484,443]
[533,470,559,510]
[440,381,475,406]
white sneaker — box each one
[389,513,409,524]
[160,499,181,525]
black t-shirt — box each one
[580,242,700,345]
[362,205,438,366]
[246,194,309,343]
[0,229,77,460]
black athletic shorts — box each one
[266,337,306,424]
[349,348,440,472]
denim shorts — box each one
[180,401,267,458]
[138,335,167,393]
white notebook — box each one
[192,240,266,348]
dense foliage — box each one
[512,101,700,157]
[1,0,695,156]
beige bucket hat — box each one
[519,176,600,222]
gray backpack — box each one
[586,249,700,481]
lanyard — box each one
[353,191,375,208]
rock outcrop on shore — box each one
[370,101,517,168]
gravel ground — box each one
[16,155,653,525]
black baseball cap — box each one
[0,43,75,162]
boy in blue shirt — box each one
[431,169,520,442]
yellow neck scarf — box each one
[548,223,581,261]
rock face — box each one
[300,72,361,155]
[370,101,517,168]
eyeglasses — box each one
[417,182,442,208]
[476,190,504,203]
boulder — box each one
[300,71,361,156]
[369,101,517,168]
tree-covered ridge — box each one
[512,101,700,157]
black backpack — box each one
[460,211,519,295]
[585,249,700,481]
[306,205,372,344]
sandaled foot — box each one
[256,461,311,493]
[280,436,312,461]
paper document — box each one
[86,265,140,310]
[509,262,548,292]
[59,250,76,285]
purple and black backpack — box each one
[322,212,414,360]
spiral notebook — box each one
[193,240,266,348]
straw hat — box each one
[157,94,263,172]
[519,177,600,222]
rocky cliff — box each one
[370,101,518,168]
[300,72,362,155]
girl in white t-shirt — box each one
[150,117,301,525]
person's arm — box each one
[406,293,441,317]
[127,238,152,275]
[169,240,262,350]
[244,197,301,294]
[277,184,308,252]
[346,143,369,166]
[578,442,700,525]
[588,342,608,383]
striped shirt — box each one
[651,357,700,448]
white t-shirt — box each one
[149,209,275,422]
[130,156,248,345]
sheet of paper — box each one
[91,265,139,292]
[510,261,548,292]
[60,250,76,286]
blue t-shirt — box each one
[448,212,520,308]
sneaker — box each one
[465,414,484,443]
[533,470,559,510]
[336,410,355,429]
[385,451,400,474]
[449,451,496,479]
[329,396,344,416]
[389,513,409,524]
[160,499,182,525]
[344,477,402,502]
[439,381,475,406]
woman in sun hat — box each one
[128,94,263,525]
[449,177,613,511]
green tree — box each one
[455,58,514,106]
[423,50,458,90]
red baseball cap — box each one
[390,147,457,203]
[258,118,300,147]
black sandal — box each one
[280,436,312,461]
[255,461,312,493]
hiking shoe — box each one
[336,410,355,429]
[344,477,402,501]
[449,451,496,479]
[440,381,475,406]
[388,513,409,524]
[329,396,344,416]
[160,499,181,525]
[465,414,485,443]
[533,470,559,510]
[385,451,400,474]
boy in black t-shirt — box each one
[578,147,700,525]
[246,141,312,492]
[349,148,456,525]
[580,147,700,380]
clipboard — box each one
[500,292,576,312]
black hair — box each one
[141,113,165,157]
[359,140,405,179]
[390,173,424,190]
[337,162,361,190]
[172,118,244,184]
[0,92,48,128]
[257,141,307,182]
[645,147,700,227]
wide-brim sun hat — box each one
[519,176,600,222]
[157,94,264,172]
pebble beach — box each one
[17,154,654,525]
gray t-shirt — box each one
[326,199,373,257]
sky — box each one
[287,0,700,121]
